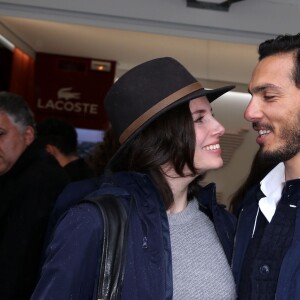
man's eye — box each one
[264,95,275,100]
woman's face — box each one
[190,96,225,173]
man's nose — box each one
[244,98,263,122]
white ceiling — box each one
[1,0,299,92]
[0,15,257,92]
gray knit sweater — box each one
[167,199,236,299]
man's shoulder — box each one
[64,158,94,181]
[242,184,261,207]
[29,152,69,180]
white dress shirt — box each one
[259,162,285,222]
[251,163,285,237]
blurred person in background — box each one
[39,124,120,258]
[0,92,70,299]
[37,118,94,182]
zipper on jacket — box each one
[131,194,149,249]
[231,207,243,270]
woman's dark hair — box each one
[86,126,121,176]
[115,101,202,209]
[229,150,276,215]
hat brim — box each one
[185,84,235,103]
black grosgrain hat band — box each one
[119,82,203,144]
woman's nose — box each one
[214,119,225,137]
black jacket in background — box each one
[64,158,94,182]
[0,140,70,300]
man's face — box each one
[245,52,300,164]
[0,112,34,175]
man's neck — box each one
[284,152,300,180]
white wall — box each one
[0,0,299,45]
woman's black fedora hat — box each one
[104,57,235,146]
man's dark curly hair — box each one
[258,33,300,88]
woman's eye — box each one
[194,116,204,123]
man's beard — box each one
[259,113,300,164]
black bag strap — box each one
[84,194,131,300]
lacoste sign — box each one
[37,87,98,115]
[34,53,116,130]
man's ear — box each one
[46,144,58,156]
[24,126,35,146]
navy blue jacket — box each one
[32,172,236,300]
[232,179,300,299]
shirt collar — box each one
[259,162,285,222]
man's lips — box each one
[253,122,273,137]
[258,129,271,137]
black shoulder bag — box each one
[84,194,131,300]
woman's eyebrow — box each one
[191,108,212,115]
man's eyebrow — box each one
[249,84,282,94]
